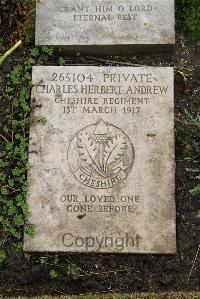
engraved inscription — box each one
[34,71,169,116]
[57,3,153,23]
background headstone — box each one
[24,66,176,253]
[35,0,175,54]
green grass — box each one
[177,0,200,43]
[0,59,33,259]
[0,47,79,279]
[176,110,200,216]
[183,0,200,43]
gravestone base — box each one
[56,44,175,56]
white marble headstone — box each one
[24,66,176,253]
[35,0,175,53]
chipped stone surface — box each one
[24,66,176,253]
[35,0,175,53]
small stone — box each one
[159,274,174,285]
[17,265,46,284]
[81,279,100,288]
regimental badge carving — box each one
[68,120,134,189]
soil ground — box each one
[10,292,200,299]
[0,2,200,298]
